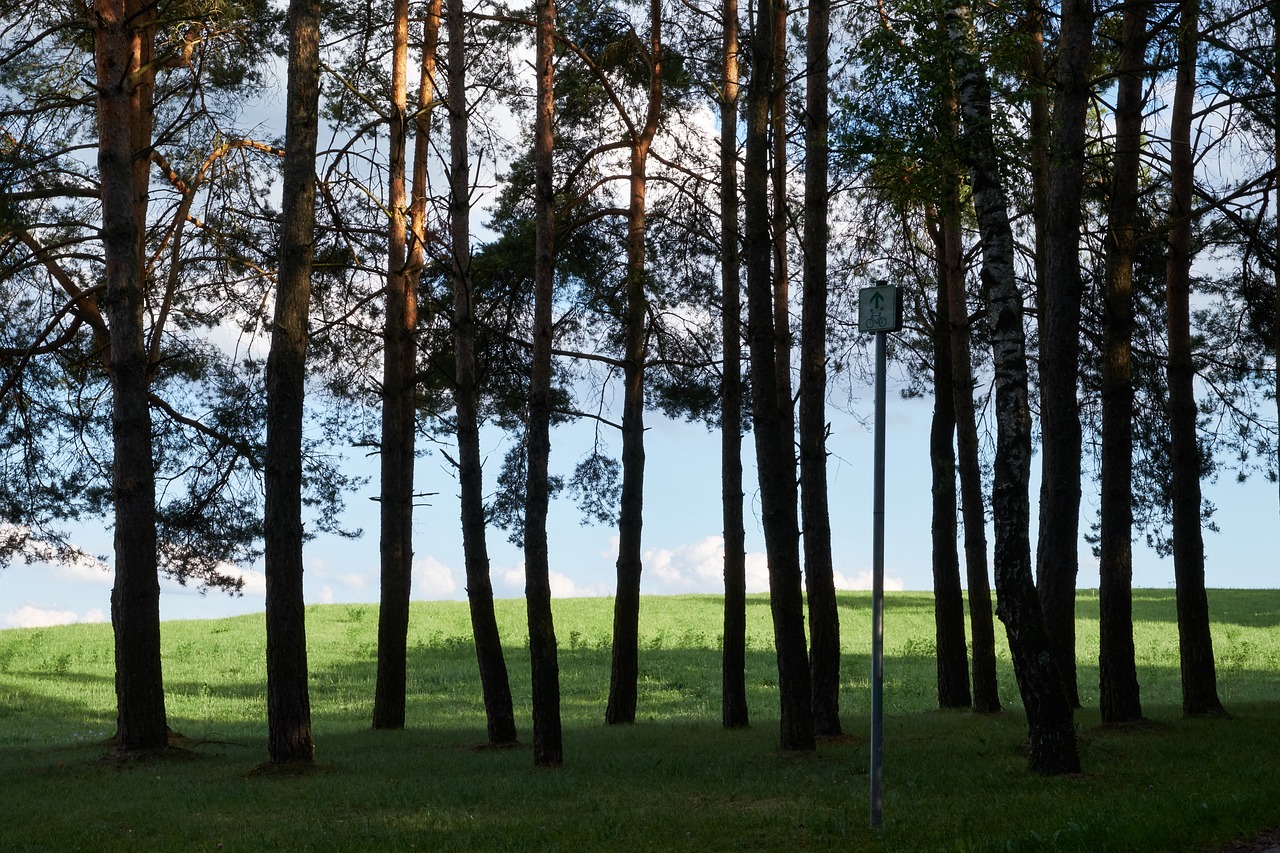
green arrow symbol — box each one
[870,290,885,309]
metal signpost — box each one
[859,282,901,831]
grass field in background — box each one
[1,589,1277,851]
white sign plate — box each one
[859,285,902,333]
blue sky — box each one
[2,388,1275,629]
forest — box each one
[0,0,1276,780]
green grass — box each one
[1,589,1277,851]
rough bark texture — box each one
[770,0,791,416]
[1025,0,1049,313]
[95,0,167,752]
[1165,0,1226,719]
[929,221,972,710]
[1098,0,1146,726]
[937,78,1000,715]
[942,193,1001,715]
[1034,0,1094,709]
[607,0,662,726]
[800,0,841,736]
[526,0,564,767]
[719,0,749,730]
[745,0,814,753]
[373,0,417,731]
[263,0,321,765]
[948,2,1079,773]
[448,0,517,745]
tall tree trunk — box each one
[928,209,972,711]
[947,1,1079,773]
[526,0,564,767]
[745,0,814,753]
[770,0,791,414]
[94,0,167,753]
[1098,0,1147,726]
[448,0,517,745]
[800,0,841,737]
[1035,0,1094,709]
[1025,0,1049,315]
[1165,0,1226,719]
[263,0,321,765]
[939,74,1000,715]
[1273,0,1279,517]
[373,0,416,731]
[607,0,663,727]
[719,0,749,730]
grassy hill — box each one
[1,589,1276,850]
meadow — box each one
[0,589,1277,851]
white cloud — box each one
[493,561,611,598]
[413,556,459,599]
[318,585,335,604]
[744,551,771,593]
[834,569,906,592]
[549,569,610,598]
[4,605,86,628]
[643,535,725,590]
[212,565,266,597]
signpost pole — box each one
[870,326,886,831]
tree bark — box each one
[526,0,564,767]
[94,0,167,753]
[1035,0,1094,709]
[948,1,1079,773]
[745,0,814,753]
[928,211,972,710]
[607,0,663,727]
[1025,0,1049,315]
[263,0,321,765]
[719,0,749,730]
[770,0,792,415]
[448,0,517,745]
[937,71,1000,715]
[800,0,841,737]
[1165,0,1226,719]
[373,0,417,731]
[1098,0,1147,726]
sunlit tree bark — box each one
[94,0,167,752]
[526,0,564,767]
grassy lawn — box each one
[0,589,1276,851]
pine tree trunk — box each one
[373,0,416,731]
[745,0,814,753]
[1035,0,1094,709]
[447,0,517,746]
[1165,0,1226,719]
[938,80,1000,715]
[948,1,1079,773]
[526,0,564,767]
[1098,0,1146,726]
[719,0,749,730]
[929,218,972,710]
[263,0,321,765]
[770,0,791,415]
[607,1,662,726]
[95,0,167,753]
[800,0,841,737]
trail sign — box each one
[859,285,903,333]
